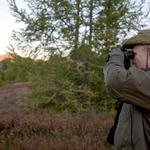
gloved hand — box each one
[109,47,124,63]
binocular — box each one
[106,48,134,69]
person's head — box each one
[123,29,150,69]
[132,45,150,69]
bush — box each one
[0,69,4,86]
[1,55,36,83]
[26,52,112,113]
[0,108,114,150]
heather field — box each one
[0,82,114,150]
[0,108,114,150]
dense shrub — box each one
[0,69,4,86]
[26,52,113,113]
[1,55,36,83]
[0,108,114,150]
[0,53,114,113]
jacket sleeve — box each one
[104,59,150,111]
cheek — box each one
[133,55,138,62]
[135,55,141,61]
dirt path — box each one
[0,82,31,110]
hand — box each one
[109,47,124,63]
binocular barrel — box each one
[105,49,134,70]
[106,50,134,62]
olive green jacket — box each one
[104,59,150,150]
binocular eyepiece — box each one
[106,48,134,69]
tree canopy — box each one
[7,0,150,57]
[6,0,150,113]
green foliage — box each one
[0,51,113,113]
[0,69,4,86]
[0,54,36,83]
[1,58,16,82]
[21,46,112,113]
[6,0,150,113]
[7,0,149,55]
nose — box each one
[132,58,135,64]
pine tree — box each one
[7,0,149,55]
[7,0,150,113]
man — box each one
[104,29,150,150]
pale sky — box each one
[0,0,25,56]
